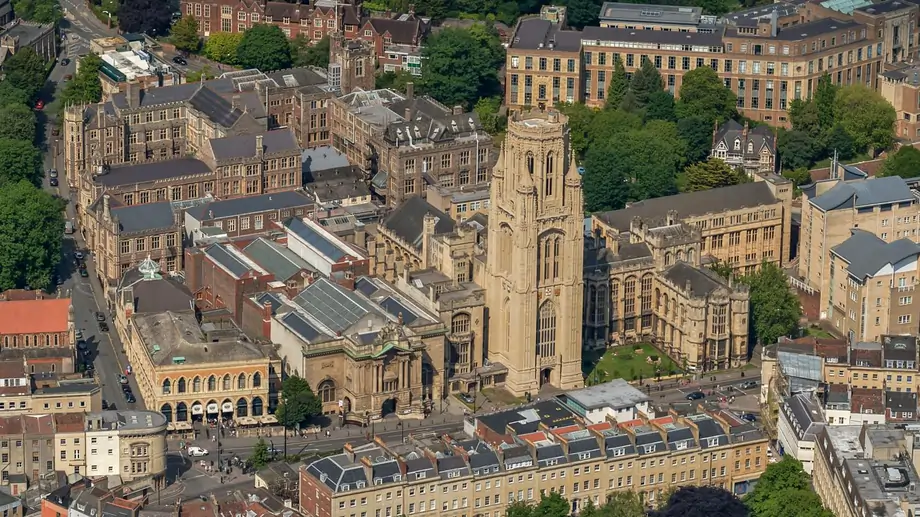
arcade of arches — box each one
[150,368,276,423]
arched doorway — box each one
[540,368,552,387]
[252,396,264,416]
[236,398,248,417]
[160,403,172,422]
[206,400,219,422]
[381,397,398,417]
[221,399,234,419]
[342,397,352,414]
[191,400,204,422]
[176,402,188,422]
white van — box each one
[187,446,209,457]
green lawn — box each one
[584,343,681,383]
[803,326,834,338]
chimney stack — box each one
[232,95,240,110]
[262,301,273,339]
[256,134,264,157]
[406,82,414,100]
[452,105,463,115]
[126,82,140,109]
[404,107,411,122]
[103,194,111,219]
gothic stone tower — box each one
[485,109,584,396]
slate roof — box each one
[437,455,469,479]
[188,86,245,128]
[596,181,778,230]
[509,18,583,51]
[95,158,212,187]
[468,449,501,474]
[209,130,299,161]
[383,197,456,249]
[204,244,262,279]
[665,427,696,450]
[243,238,315,282]
[186,190,312,220]
[634,429,665,454]
[110,202,176,234]
[582,24,724,46]
[831,230,920,280]
[713,120,776,158]
[781,393,826,442]
[285,217,349,261]
[886,391,918,414]
[305,455,368,493]
[383,96,484,144]
[603,432,635,457]
[810,176,914,211]
[478,400,578,437]
[662,262,728,297]
[404,457,435,481]
[366,15,426,45]
[302,145,350,177]
[694,416,729,448]
[279,311,325,343]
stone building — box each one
[0,19,55,66]
[484,109,585,395]
[710,120,777,174]
[198,131,303,197]
[584,215,750,371]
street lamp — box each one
[102,10,112,28]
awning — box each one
[237,417,258,425]
[221,402,233,412]
[174,422,193,430]
[191,404,204,415]
[260,415,278,424]
[206,403,219,413]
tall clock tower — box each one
[485,109,584,396]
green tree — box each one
[556,0,602,28]
[534,492,569,517]
[117,0,172,35]
[557,102,596,159]
[605,55,628,110]
[275,375,322,431]
[248,437,271,469]
[742,262,802,346]
[787,98,820,138]
[505,500,535,517]
[12,0,61,24]
[834,84,896,156]
[419,26,502,109]
[587,108,643,146]
[879,145,920,178]
[645,90,676,122]
[652,486,748,517]
[0,81,30,108]
[291,35,330,68]
[745,458,833,517]
[677,116,714,164]
[375,70,415,93]
[60,53,103,106]
[777,129,818,170]
[583,141,626,212]
[630,57,663,107]
[4,48,46,100]
[823,123,856,160]
[782,167,812,187]
[815,73,837,131]
[0,181,64,291]
[0,103,36,142]
[0,139,41,185]
[203,32,244,65]
[593,125,680,206]
[708,260,736,282]
[675,66,736,123]
[603,491,647,517]
[681,157,746,192]
[474,96,505,135]
[171,16,201,53]
[237,24,293,71]
[618,89,641,114]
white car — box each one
[187,446,209,457]
[74,251,84,260]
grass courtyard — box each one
[803,326,834,338]
[583,343,682,384]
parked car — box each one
[172,55,187,66]
[119,374,128,385]
[124,393,136,404]
[48,169,58,178]
[187,446,209,457]
[741,413,757,423]
[50,177,59,187]
[101,399,110,410]
[98,321,109,332]
[60,58,70,66]
[95,311,105,322]
[685,391,706,401]
[738,380,758,390]
[34,99,44,110]
[125,365,133,375]
[121,384,132,393]
[63,74,73,81]
[79,268,88,278]
[74,251,84,260]
[51,127,59,136]
[77,341,87,351]
[459,393,474,404]
[75,329,83,340]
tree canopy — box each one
[375,69,415,93]
[237,24,293,71]
[249,437,271,469]
[4,48,46,100]
[675,66,737,123]
[0,103,36,142]
[745,458,834,517]
[605,55,628,110]
[12,0,61,24]
[0,139,42,186]
[203,32,243,65]
[0,181,65,291]
[742,262,802,346]
[879,145,920,179]
[275,375,322,430]
[834,84,896,156]
[630,58,664,108]
[419,25,502,109]
[291,35,330,68]
[681,157,747,192]
[117,0,172,35]
[60,53,103,106]
[171,15,201,53]
[651,486,749,517]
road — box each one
[40,56,147,412]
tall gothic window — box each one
[539,233,563,282]
[500,225,513,273]
[545,151,554,196]
[526,152,535,175]
[537,301,557,357]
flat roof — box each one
[564,379,651,410]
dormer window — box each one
[643,444,656,454]
[265,15,273,22]
[374,478,382,485]
[675,441,688,450]
[611,447,625,457]
[747,142,754,153]
[416,471,426,479]
[707,437,720,447]
[384,36,392,45]
[733,139,741,150]
[393,474,401,481]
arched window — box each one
[253,372,262,388]
[177,378,186,393]
[451,313,471,335]
[525,152,535,175]
[538,233,564,282]
[192,376,201,393]
[676,250,684,262]
[237,373,246,389]
[222,374,231,391]
[688,248,696,264]
[545,151,554,196]
[162,379,171,395]
[537,301,557,357]
[207,375,216,391]
[318,379,336,403]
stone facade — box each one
[484,109,585,396]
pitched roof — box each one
[204,244,266,279]
[188,86,245,128]
[0,299,71,334]
[596,182,778,230]
[243,238,315,282]
[810,176,914,211]
[382,197,455,249]
[95,158,212,187]
[661,262,727,297]
[110,202,176,234]
[510,18,588,52]
[366,16,425,45]
[209,130,298,161]
[292,278,380,334]
[186,190,312,221]
[831,229,920,280]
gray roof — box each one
[243,238,315,281]
[766,17,861,41]
[599,2,703,25]
[204,244,258,279]
[831,230,920,280]
[695,417,729,448]
[186,190,312,220]
[209,130,299,161]
[305,455,368,492]
[782,393,825,441]
[95,158,211,187]
[286,217,348,261]
[110,202,175,234]
[120,271,193,314]
[302,145,350,175]
[713,120,776,158]
[564,378,650,411]
[662,262,727,297]
[292,278,380,334]
[582,24,723,47]
[111,82,204,109]
[810,176,915,211]
[596,181,778,230]
[383,197,455,249]
[188,86,245,128]
[510,18,582,52]
[279,311,325,342]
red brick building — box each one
[181,0,360,41]
[356,13,428,73]
[185,242,275,323]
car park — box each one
[685,391,706,400]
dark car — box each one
[122,384,132,394]
[738,380,758,390]
[98,321,109,332]
[95,311,105,322]
[741,413,757,423]
[685,391,706,401]
[79,268,88,278]
[101,399,110,410]
[60,58,70,66]
[172,56,187,66]
[124,393,136,404]
[49,177,58,187]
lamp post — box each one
[102,10,112,28]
